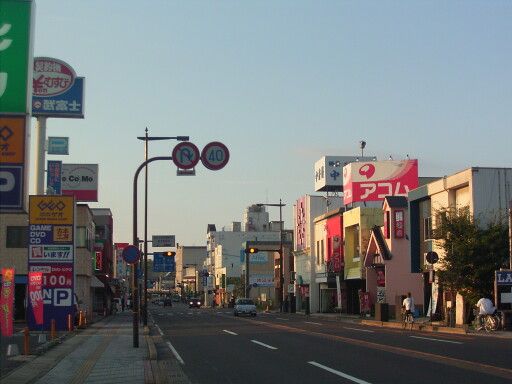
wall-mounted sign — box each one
[47,137,69,155]
[343,160,418,205]
[315,156,375,192]
[0,1,33,114]
[61,163,98,201]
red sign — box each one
[33,57,76,97]
[28,272,44,325]
[343,160,418,205]
[0,268,15,336]
[95,251,103,271]
[394,210,405,239]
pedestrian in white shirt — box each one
[402,292,415,322]
[475,297,495,330]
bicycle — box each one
[402,309,414,329]
[474,309,502,332]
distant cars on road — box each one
[189,298,202,308]
[234,298,257,317]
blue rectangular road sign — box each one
[47,137,69,155]
[153,253,176,272]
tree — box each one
[433,207,509,320]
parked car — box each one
[189,297,202,308]
[234,298,257,317]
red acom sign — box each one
[342,160,419,205]
[33,57,76,97]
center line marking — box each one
[343,327,375,333]
[166,341,185,365]
[410,336,463,344]
[276,317,289,321]
[223,330,238,335]
[251,340,277,350]
[304,321,322,325]
[308,361,371,384]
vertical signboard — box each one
[0,268,15,336]
[0,0,34,114]
[28,272,43,325]
[0,116,26,211]
[28,195,74,331]
[46,160,62,195]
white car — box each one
[234,298,257,317]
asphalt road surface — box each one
[149,303,512,384]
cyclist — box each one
[402,292,415,324]
[475,296,496,330]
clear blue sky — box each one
[31,1,512,250]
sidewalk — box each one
[1,311,153,384]
[299,311,512,338]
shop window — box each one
[6,226,28,248]
[423,216,433,241]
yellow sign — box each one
[53,225,73,242]
[0,117,26,164]
[29,196,74,225]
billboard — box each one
[314,156,375,192]
[32,77,84,118]
[61,163,98,201]
[342,160,418,205]
[0,116,27,211]
[28,195,75,331]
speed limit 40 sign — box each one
[201,141,229,171]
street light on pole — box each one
[256,200,286,312]
[136,129,189,327]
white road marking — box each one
[410,336,463,344]
[343,327,375,333]
[166,341,185,365]
[308,361,372,384]
[304,321,322,325]
[187,312,193,315]
[216,312,222,314]
[156,325,163,336]
[251,340,277,350]
[276,317,289,321]
[223,330,238,335]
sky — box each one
[30,1,512,252]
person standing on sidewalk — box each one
[402,292,415,322]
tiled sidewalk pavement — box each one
[1,311,150,384]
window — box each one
[316,241,320,265]
[321,240,325,265]
[77,226,94,250]
[6,226,28,248]
[423,216,433,241]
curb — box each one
[361,319,468,334]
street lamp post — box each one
[136,130,189,327]
[257,200,286,312]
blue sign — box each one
[240,249,268,264]
[32,77,85,118]
[122,245,140,264]
[496,271,512,285]
[47,137,69,155]
[46,160,62,194]
[153,252,176,272]
[0,165,23,210]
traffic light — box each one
[245,247,259,254]
[164,251,176,257]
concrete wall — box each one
[0,213,29,274]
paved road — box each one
[150,303,512,384]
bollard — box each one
[67,314,73,332]
[84,311,88,326]
[78,311,83,328]
[50,319,56,340]
[23,327,30,355]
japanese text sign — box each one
[343,160,418,205]
[0,268,15,336]
[28,272,43,325]
[29,195,74,225]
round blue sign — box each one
[122,245,140,264]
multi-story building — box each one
[409,167,512,325]
[175,245,207,297]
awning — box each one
[345,267,362,280]
[90,276,104,288]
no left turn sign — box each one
[201,141,229,171]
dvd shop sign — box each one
[29,245,73,262]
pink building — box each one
[364,196,423,319]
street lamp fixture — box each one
[256,200,286,312]
[136,129,189,327]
